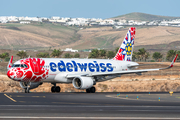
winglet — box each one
[169,54,178,68]
[7,56,13,70]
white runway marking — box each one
[0,116,179,119]
[0,105,180,108]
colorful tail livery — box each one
[6,27,177,93]
[113,27,136,61]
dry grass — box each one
[73,26,180,50]
[1,23,180,51]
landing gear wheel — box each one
[86,89,90,93]
[51,86,56,93]
[51,86,61,93]
[55,86,61,93]
[86,87,96,93]
[90,87,96,93]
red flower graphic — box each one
[8,58,49,82]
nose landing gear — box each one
[24,82,30,93]
[25,88,30,93]
[51,83,61,93]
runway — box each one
[0,92,180,119]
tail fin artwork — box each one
[113,27,136,61]
[7,56,13,70]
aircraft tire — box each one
[90,87,96,93]
[51,86,56,93]
[86,89,91,93]
[86,87,96,93]
[55,86,61,93]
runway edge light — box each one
[169,91,173,96]
[159,97,160,101]
[137,96,138,100]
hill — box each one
[73,26,180,53]
[111,12,180,21]
[0,23,180,53]
[0,23,80,50]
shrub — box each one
[5,57,10,62]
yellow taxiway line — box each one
[4,94,17,102]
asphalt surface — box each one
[0,92,180,119]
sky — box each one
[0,0,180,19]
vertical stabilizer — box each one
[113,27,136,61]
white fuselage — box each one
[8,58,138,83]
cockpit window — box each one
[24,64,28,68]
[12,64,28,68]
[20,64,28,68]
[13,64,20,67]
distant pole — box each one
[126,95,128,98]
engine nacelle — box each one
[20,82,42,89]
[72,77,94,89]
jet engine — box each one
[72,77,94,89]
[19,82,42,89]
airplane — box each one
[7,27,178,93]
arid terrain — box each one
[1,62,180,93]
[1,23,180,53]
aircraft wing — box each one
[66,54,178,78]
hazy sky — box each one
[0,0,179,19]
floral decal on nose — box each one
[7,58,49,82]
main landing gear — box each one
[51,83,61,93]
[86,86,96,93]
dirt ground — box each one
[1,74,180,93]
[1,62,180,93]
